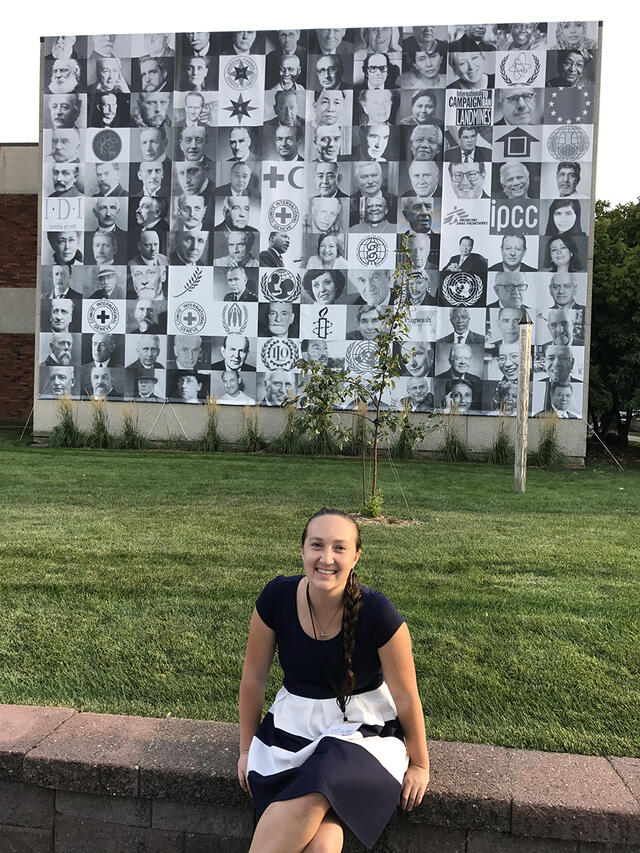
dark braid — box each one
[337,568,362,717]
[301,508,363,717]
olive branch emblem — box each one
[174,267,202,298]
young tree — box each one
[296,235,432,508]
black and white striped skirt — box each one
[247,682,409,849]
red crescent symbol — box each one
[288,165,304,190]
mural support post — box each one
[514,311,533,494]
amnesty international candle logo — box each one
[88,300,119,333]
[91,129,122,162]
[441,273,484,306]
[175,302,206,334]
[346,341,378,374]
[268,199,299,232]
[499,52,541,86]
[547,125,590,161]
[356,236,388,267]
[260,269,301,302]
[261,338,299,370]
[222,302,249,334]
[312,307,333,340]
[224,57,259,90]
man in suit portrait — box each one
[259,232,291,268]
[134,197,170,236]
[535,382,580,418]
[400,341,434,378]
[89,92,129,128]
[489,234,536,272]
[495,87,539,126]
[131,300,164,335]
[128,231,169,266]
[127,335,164,370]
[48,129,81,163]
[266,30,307,89]
[223,267,258,301]
[134,372,163,402]
[313,54,347,91]
[215,231,259,268]
[46,264,83,300]
[498,161,531,199]
[89,198,127,263]
[445,127,492,163]
[43,332,74,366]
[401,376,434,412]
[47,299,75,334]
[264,90,304,130]
[548,273,585,311]
[215,161,260,199]
[166,335,206,371]
[443,236,487,273]
[545,307,584,347]
[226,127,258,163]
[487,271,530,309]
[485,307,520,356]
[90,267,125,299]
[41,366,75,398]
[312,162,348,198]
[438,307,484,345]
[48,94,82,129]
[171,231,209,266]
[437,342,482,396]
[449,24,496,52]
[401,160,441,199]
[211,334,255,371]
[448,160,489,199]
[50,163,81,197]
[94,162,127,197]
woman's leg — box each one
[302,810,344,853]
[248,793,332,853]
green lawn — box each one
[0,431,638,757]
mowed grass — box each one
[0,431,638,757]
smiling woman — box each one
[238,508,430,853]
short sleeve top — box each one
[256,575,405,700]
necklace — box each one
[306,581,343,640]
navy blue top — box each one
[256,575,405,700]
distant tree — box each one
[589,198,640,443]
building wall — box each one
[0,145,39,424]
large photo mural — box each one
[39,22,598,416]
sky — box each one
[1,1,636,206]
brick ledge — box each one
[1,703,638,846]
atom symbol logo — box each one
[499,52,540,86]
[222,93,258,124]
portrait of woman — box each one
[544,199,586,236]
[238,509,430,852]
[496,22,546,51]
[542,235,584,272]
[305,234,348,271]
[552,21,596,50]
[399,89,440,126]
[401,44,445,89]
[355,26,402,56]
[547,49,592,88]
[448,51,495,90]
[302,268,346,304]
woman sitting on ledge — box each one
[238,507,430,852]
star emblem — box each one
[232,61,250,83]
[223,94,258,124]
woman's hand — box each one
[237,750,252,796]
[399,761,430,811]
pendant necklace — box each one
[306,581,343,640]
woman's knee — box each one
[304,813,344,853]
[268,792,331,821]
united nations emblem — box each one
[222,302,249,334]
[356,236,388,268]
[268,200,299,233]
[88,299,119,333]
[175,301,206,334]
[260,269,301,302]
[345,341,378,374]
[261,338,299,371]
[441,273,483,306]
[92,129,122,162]
[547,125,590,161]
[499,52,541,86]
[224,56,259,90]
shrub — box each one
[269,401,306,455]
[119,405,149,450]
[439,415,472,463]
[86,397,114,448]
[238,406,267,453]
[532,415,568,469]
[49,395,85,448]
[486,418,515,465]
[360,489,384,519]
[199,396,224,452]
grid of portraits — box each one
[39,23,597,417]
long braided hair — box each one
[301,508,363,717]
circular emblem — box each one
[441,273,483,306]
[268,200,299,233]
[260,269,301,302]
[88,299,119,332]
[92,129,122,162]
[261,338,299,371]
[345,341,378,374]
[175,301,206,334]
[224,56,259,90]
[499,52,540,86]
[546,88,592,127]
[221,302,249,334]
[357,236,388,268]
[547,125,590,161]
